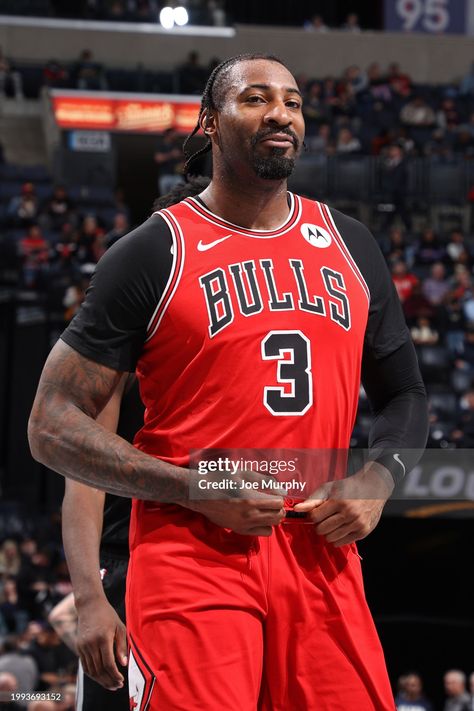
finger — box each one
[315,513,352,536]
[325,523,358,544]
[115,623,128,668]
[249,496,285,510]
[78,649,93,680]
[247,507,286,526]
[333,532,360,547]
[293,483,332,511]
[292,498,325,512]
[308,499,341,523]
[81,648,100,683]
[98,640,124,689]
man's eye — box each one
[247,95,265,103]
[287,100,301,109]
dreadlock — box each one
[182,53,287,175]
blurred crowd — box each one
[0,178,131,322]
[0,524,76,710]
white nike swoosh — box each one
[197,234,233,251]
[393,453,406,476]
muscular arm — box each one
[28,340,191,501]
[61,374,126,609]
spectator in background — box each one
[307,123,332,154]
[395,672,433,710]
[39,186,75,231]
[451,394,474,448]
[304,14,329,32]
[403,282,434,323]
[50,223,79,276]
[0,671,22,710]
[336,126,361,154]
[378,144,411,230]
[460,61,474,96]
[469,672,474,707]
[446,230,469,264]
[154,128,185,195]
[0,637,39,703]
[387,62,412,99]
[454,327,474,374]
[18,225,50,289]
[42,60,68,88]
[344,64,368,96]
[411,316,438,346]
[443,672,474,711]
[0,579,29,635]
[382,226,411,267]
[74,50,107,91]
[392,260,419,303]
[302,82,326,134]
[7,183,39,228]
[437,98,460,132]
[0,540,21,576]
[422,262,450,306]
[104,0,128,21]
[367,63,392,103]
[439,290,466,353]
[77,215,105,264]
[63,265,94,322]
[341,12,361,32]
[207,1,227,28]
[414,228,446,268]
[0,47,24,100]
[177,51,206,94]
[104,212,129,248]
[400,96,436,131]
[24,626,76,691]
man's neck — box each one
[199,170,290,231]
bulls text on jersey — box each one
[199,258,351,338]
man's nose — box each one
[263,101,291,126]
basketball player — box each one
[49,180,209,709]
[29,54,428,710]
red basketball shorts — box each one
[126,502,395,711]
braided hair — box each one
[182,53,286,175]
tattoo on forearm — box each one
[51,615,79,655]
[29,342,188,502]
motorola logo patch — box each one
[300,223,332,248]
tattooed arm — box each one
[28,340,191,501]
[48,592,78,655]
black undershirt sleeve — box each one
[61,214,173,372]
[361,341,429,483]
[329,208,429,482]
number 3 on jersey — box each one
[261,330,313,416]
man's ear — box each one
[200,109,217,137]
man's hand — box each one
[76,597,128,691]
[187,471,286,536]
[293,463,394,547]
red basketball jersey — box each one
[133,194,369,464]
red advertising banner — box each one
[51,92,201,134]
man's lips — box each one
[260,133,296,147]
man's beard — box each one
[250,128,299,180]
